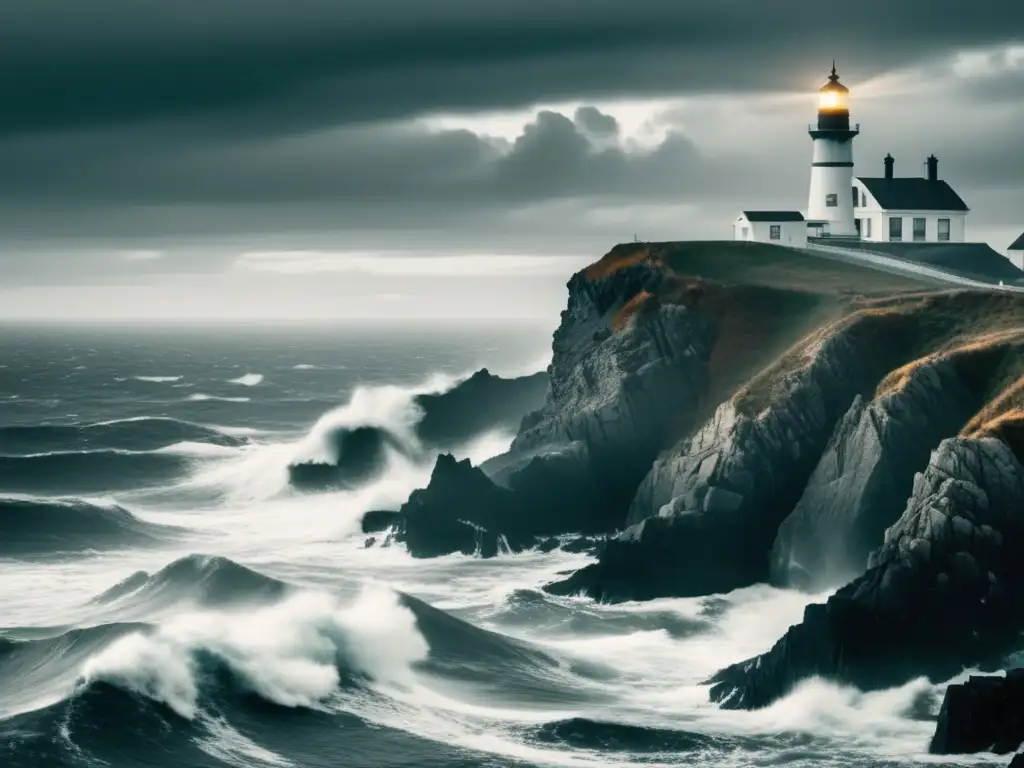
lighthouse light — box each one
[819,90,847,110]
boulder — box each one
[930,670,1024,755]
[707,437,1024,711]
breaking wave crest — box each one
[80,583,429,719]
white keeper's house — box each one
[734,64,970,246]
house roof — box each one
[855,177,969,212]
[741,211,805,222]
[1009,232,1024,250]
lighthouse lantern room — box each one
[806,64,859,237]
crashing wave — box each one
[79,584,428,719]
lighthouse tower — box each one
[807,64,859,237]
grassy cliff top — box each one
[587,241,940,297]
[582,241,1024,433]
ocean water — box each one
[0,321,996,768]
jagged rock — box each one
[930,670,1024,755]
[396,454,519,558]
[507,261,716,528]
[707,437,1024,711]
[770,358,979,590]
[548,310,916,601]
[361,509,401,534]
[394,258,719,559]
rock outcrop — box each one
[505,258,716,520]
[397,454,520,558]
[547,308,921,600]
[930,670,1024,756]
[393,252,721,557]
[707,436,1024,710]
[769,357,983,590]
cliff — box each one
[399,240,901,557]
[392,241,1024,723]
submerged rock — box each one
[930,670,1024,755]
[707,437,1024,710]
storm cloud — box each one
[1,0,1022,312]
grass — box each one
[611,291,655,331]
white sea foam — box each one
[80,584,428,720]
[198,716,294,767]
[134,376,182,383]
[228,373,264,387]
[187,394,252,403]
[154,442,242,458]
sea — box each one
[0,321,996,768]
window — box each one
[889,217,903,241]
[938,218,951,241]
[913,218,927,242]
[864,218,872,238]
[861,191,867,207]
[852,187,859,207]
[825,193,838,207]
[770,225,781,240]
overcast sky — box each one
[1,1,1022,320]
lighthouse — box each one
[807,64,859,237]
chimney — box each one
[884,153,894,180]
[926,154,938,182]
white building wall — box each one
[851,180,967,243]
[807,137,857,236]
[733,218,807,247]
[1008,251,1024,271]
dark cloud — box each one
[1,1,1022,137]
[0,108,705,208]
[0,0,1021,267]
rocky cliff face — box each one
[768,355,986,591]
[506,258,716,510]
[395,250,720,556]
[930,669,1024,756]
[546,307,930,600]
[707,436,1024,710]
